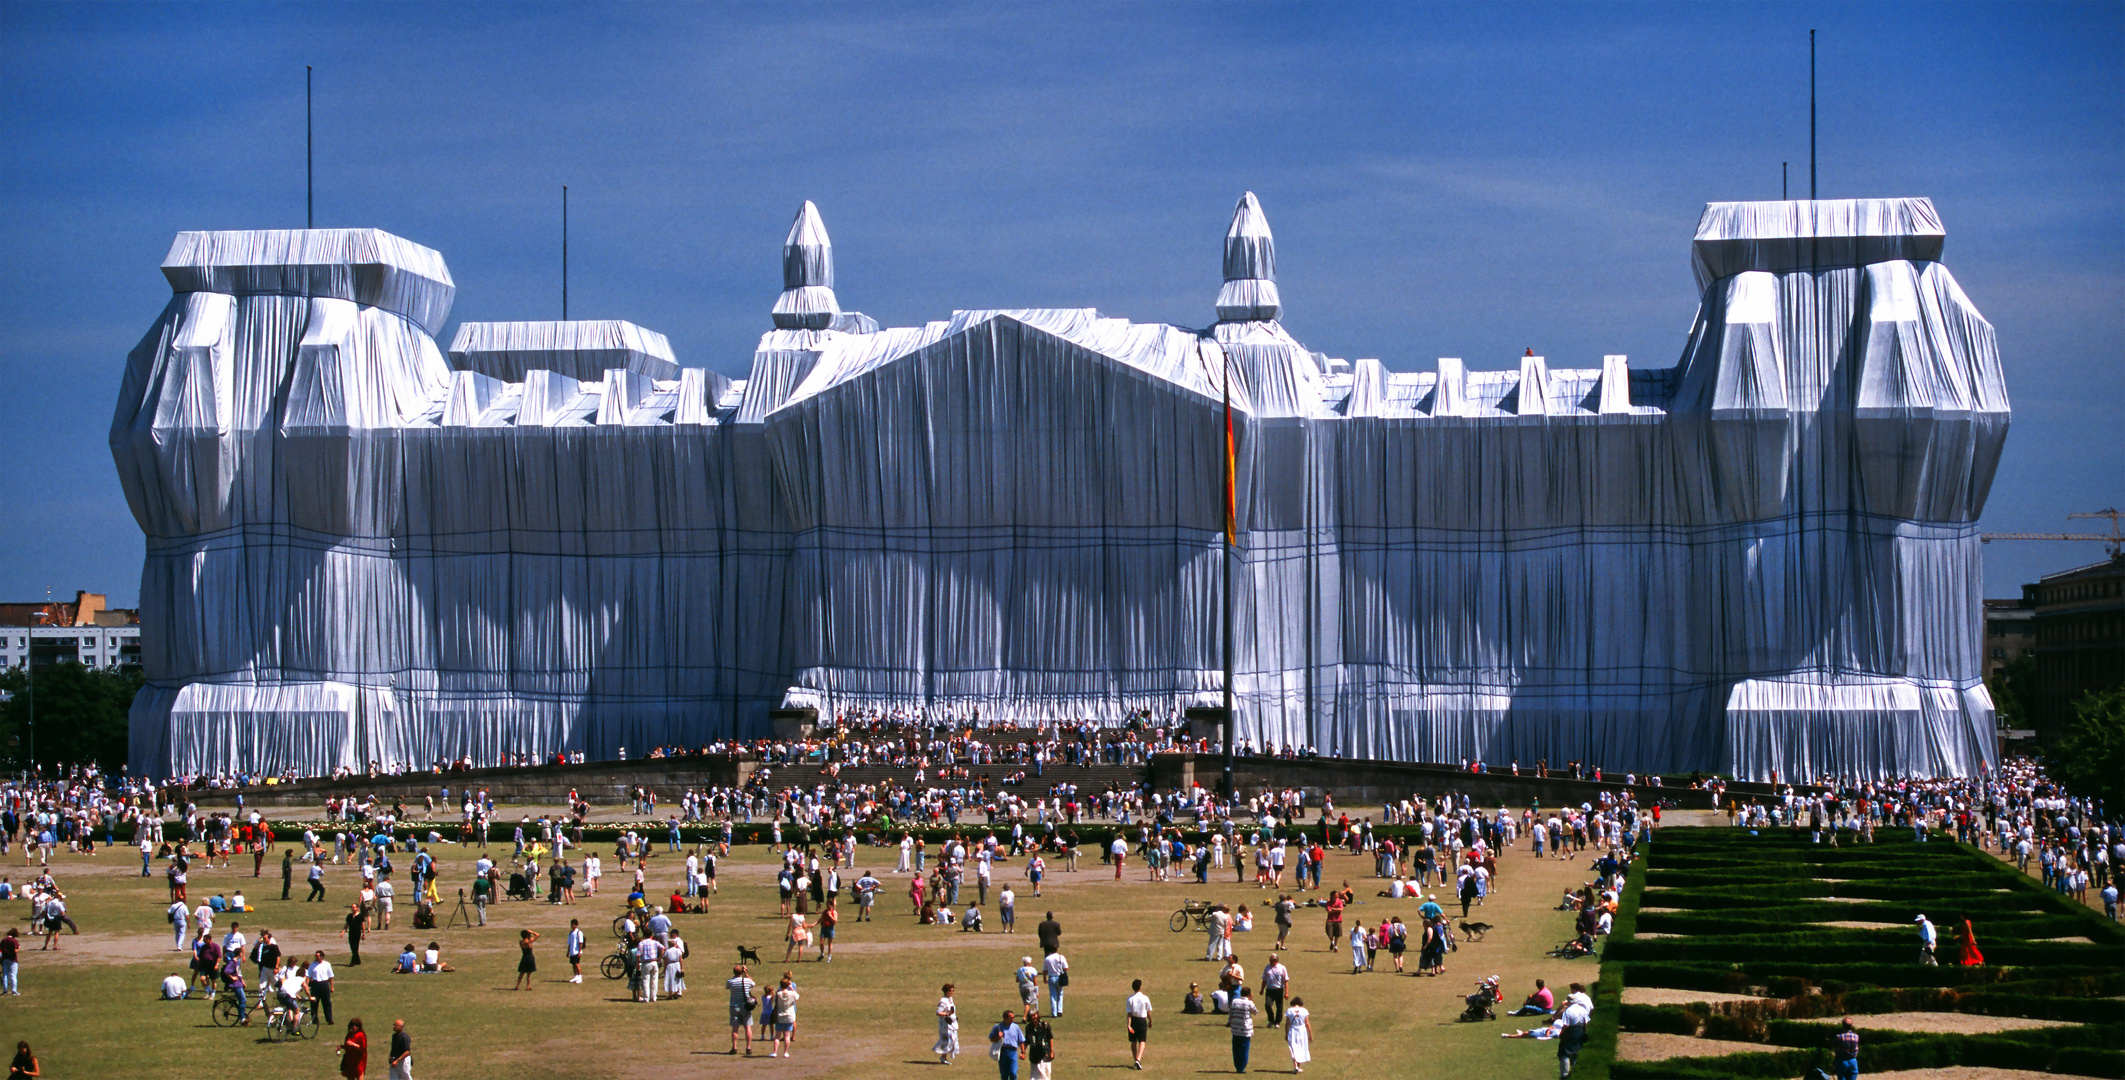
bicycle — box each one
[264,995,321,1042]
[206,984,248,1028]
[600,948,634,981]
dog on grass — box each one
[1457,921,1494,941]
[736,945,763,965]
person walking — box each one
[168,898,188,950]
[1831,1017,1860,1080]
[1124,978,1153,1070]
[387,1019,413,1080]
[1024,1007,1058,1075]
[336,1017,369,1080]
[1556,983,1593,1079]
[1347,919,1368,974]
[0,928,18,995]
[281,850,294,901]
[1915,914,1938,965]
[307,951,336,1025]
[308,859,326,902]
[512,929,539,991]
[566,919,585,983]
[1016,956,1041,1012]
[988,1009,1027,1080]
[1042,949,1069,1016]
[1226,985,1259,1073]
[344,902,367,966]
[934,983,962,1064]
[1283,996,1313,1074]
[769,976,799,1058]
[1259,955,1288,1025]
[727,965,759,1055]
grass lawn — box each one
[0,806,1620,1080]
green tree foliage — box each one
[0,662,143,770]
[1987,653,2036,729]
[2044,687,2125,816]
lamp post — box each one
[24,607,46,770]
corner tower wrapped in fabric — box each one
[114,197,2008,779]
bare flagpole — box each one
[306,66,313,228]
[1809,29,1818,200]
[1222,342,1236,798]
[562,185,569,320]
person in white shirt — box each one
[222,924,246,963]
[1042,951,1069,1016]
[664,932,686,998]
[168,900,189,950]
[1125,979,1153,1069]
[1556,984,1594,1077]
[566,921,587,983]
[161,972,189,999]
[1016,956,1041,1010]
[636,936,663,1003]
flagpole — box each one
[1221,342,1236,799]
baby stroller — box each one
[1460,975,1502,1022]
[507,872,536,901]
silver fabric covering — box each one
[117,196,2007,780]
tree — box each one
[2043,688,2125,819]
[0,662,143,772]
[1987,653,2037,730]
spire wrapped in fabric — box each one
[772,200,840,330]
[1215,192,1281,323]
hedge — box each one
[1601,826,2125,1079]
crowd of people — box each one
[0,735,2115,1080]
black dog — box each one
[736,945,762,965]
[1458,921,1494,941]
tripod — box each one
[446,887,475,930]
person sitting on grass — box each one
[394,945,418,974]
[1506,979,1554,1016]
[1182,982,1205,1014]
[161,972,189,999]
[422,942,453,972]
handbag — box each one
[1056,971,1069,988]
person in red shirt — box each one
[1322,894,1344,951]
[336,1017,368,1079]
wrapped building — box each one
[116,196,2009,779]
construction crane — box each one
[1981,508,2123,558]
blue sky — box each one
[2,1,2119,607]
